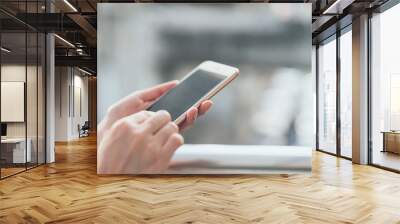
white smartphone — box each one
[147,61,239,125]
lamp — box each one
[63,0,78,12]
[54,34,75,48]
[1,47,11,53]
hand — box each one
[98,81,179,141]
[97,110,183,174]
[98,80,213,140]
[97,81,213,174]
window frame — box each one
[315,23,353,160]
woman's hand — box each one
[97,81,213,174]
[98,81,212,140]
[98,110,183,174]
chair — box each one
[79,121,90,138]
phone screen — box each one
[147,69,226,121]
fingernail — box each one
[145,111,155,115]
[158,110,171,118]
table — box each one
[162,144,312,174]
[382,131,400,154]
[1,138,31,164]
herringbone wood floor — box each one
[1,135,400,224]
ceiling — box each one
[0,0,392,75]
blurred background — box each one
[98,3,312,146]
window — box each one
[0,2,46,179]
[340,28,352,158]
[371,3,400,171]
[318,37,337,154]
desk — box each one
[161,144,312,174]
[1,138,31,164]
[382,131,400,154]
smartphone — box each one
[147,61,239,125]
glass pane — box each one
[371,4,400,171]
[38,33,45,165]
[27,31,38,169]
[318,37,337,154]
[26,0,38,169]
[312,46,317,147]
[1,31,27,177]
[340,29,352,158]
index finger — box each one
[143,110,172,134]
[136,80,178,102]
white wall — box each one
[54,67,89,141]
[55,67,69,141]
[72,73,89,138]
[1,63,46,164]
[1,65,40,138]
[1,65,26,138]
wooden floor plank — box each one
[1,135,400,223]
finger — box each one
[186,107,198,124]
[198,100,213,116]
[163,133,184,159]
[156,133,184,169]
[154,122,179,146]
[178,107,197,132]
[106,94,144,123]
[143,110,171,134]
[136,80,178,102]
[125,110,154,124]
[111,111,153,131]
[104,81,178,131]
